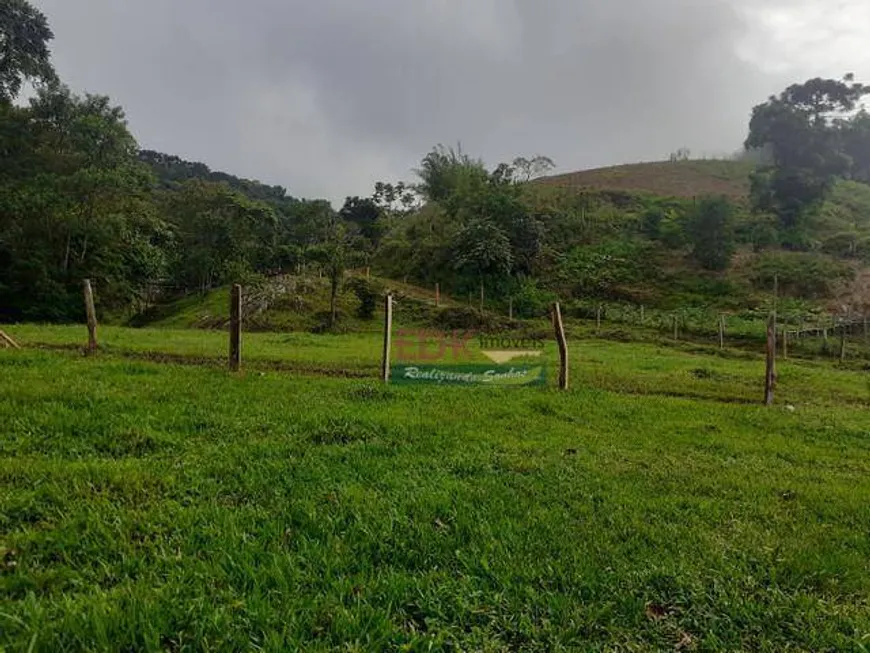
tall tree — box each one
[415,144,488,209]
[161,179,277,292]
[511,155,555,182]
[0,0,56,103]
[841,109,870,184]
[452,218,513,298]
[745,75,870,243]
[0,85,165,320]
[338,196,384,247]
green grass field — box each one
[2,325,870,651]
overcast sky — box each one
[32,0,870,204]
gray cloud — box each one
[31,0,868,203]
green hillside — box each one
[136,159,870,334]
[526,159,870,312]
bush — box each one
[433,307,510,332]
[752,252,855,299]
[686,196,736,271]
[346,277,378,320]
[511,279,557,319]
[557,239,661,300]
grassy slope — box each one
[1,338,869,650]
[537,160,755,200]
[136,275,456,333]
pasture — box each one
[1,325,869,651]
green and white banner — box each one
[391,364,547,386]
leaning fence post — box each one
[83,279,98,352]
[0,330,20,349]
[381,294,393,383]
[552,302,569,391]
[764,312,776,406]
[229,284,242,372]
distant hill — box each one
[537,159,755,200]
[139,149,300,205]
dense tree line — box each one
[0,1,346,321]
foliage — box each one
[510,278,558,319]
[338,196,384,248]
[0,86,163,321]
[745,75,870,240]
[3,7,870,328]
[685,196,736,271]
[0,0,56,103]
[160,179,278,292]
[346,276,378,320]
[307,219,367,328]
[414,143,488,207]
[556,239,660,300]
[751,251,855,299]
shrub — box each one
[511,279,557,319]
[346,277,378,320]
[557,238,661,300]
[752,252,855,299]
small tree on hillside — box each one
[307,220,366,328]
[686,196,736,271]
[452,218,513,303]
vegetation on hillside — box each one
[2,1,870,328]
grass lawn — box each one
[1,330,869,650]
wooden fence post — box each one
[0,330,20,349]
[479,282,484,313]
[435,283,440,308]
[782,328,788,359]
[673,315,679,341]
[640,305,645,324]
[840,326,847,362]
[596,305,602,334]
[229,284,242,372]
[509,297,514,321]
[718,315,725,350]
[381,294,393,383]
[552,302,569,391]
[764,312,776,406]
[83,279,98,352]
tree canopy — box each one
[0,0,56,103]
[745,75,870,243]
